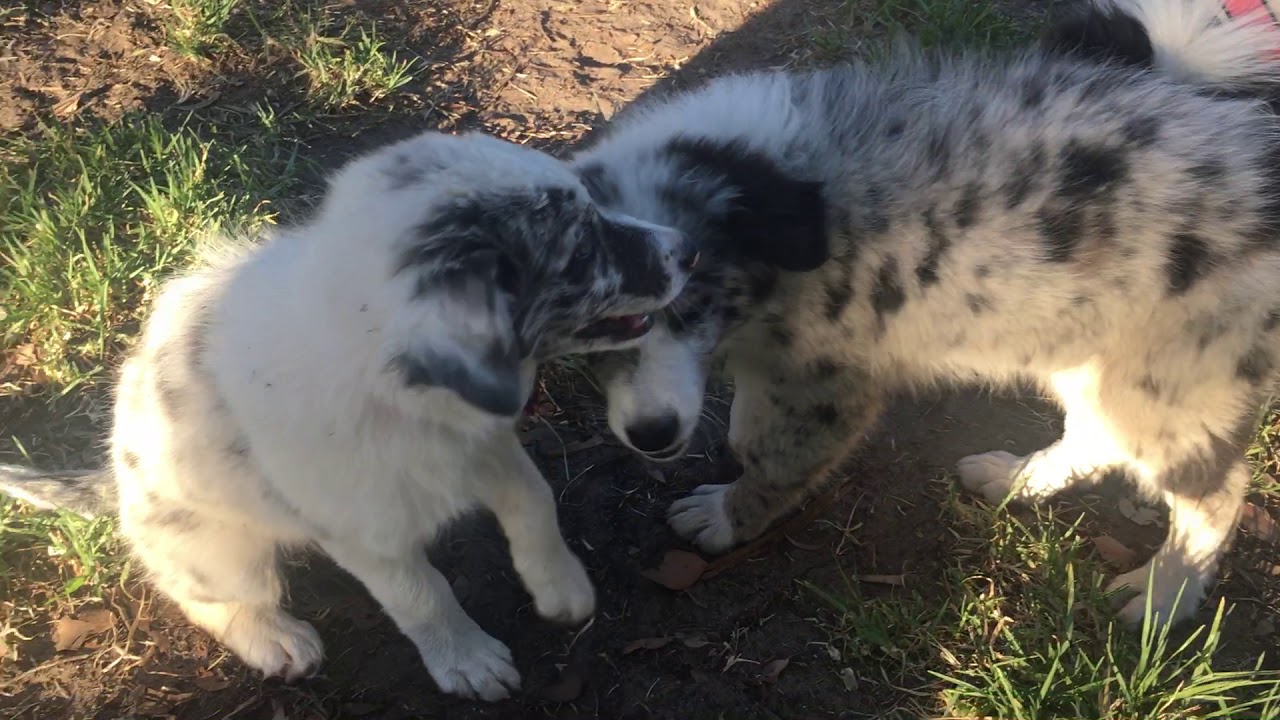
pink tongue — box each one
[623,315,646,330]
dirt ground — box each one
[3,0,1280,718]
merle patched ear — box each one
[664,137,829,272]
[391,257,526,417]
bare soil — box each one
[3,1,1280,719]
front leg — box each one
[320,540,520,701]
[669,365,886,552]
[474,438,595,625]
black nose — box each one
[678,243,700,272]
[624,414,681,453]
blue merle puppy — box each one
[576,0,1280,625]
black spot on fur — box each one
[1040,3,1154,67]
[1188,160,1226,183]
[1138,374,1161,399]
[812,357,842,379]
[825,283,853,322]
[1003,143,1046,209]
[1071,294,1091,307]
[1264,309,1280,332]
[1020,75,1047,109]
[871,257,907,330]
[953,182,983,229]
[974,265,991,279]
[769,324,793,347]
[1166,232,1211,295]
[915,208,950,287]
[1237,345,1274,384]
[864,183,892,234]
[397,342,523,416]
[965,293,992,315]
[227,435,251,458]
[885,118,906,138]
[1058,141,1128,198]
[1164,431,1241,497]
[605,219,669,299]
[812,402,840,427]
[384,154,426,190]
[1121,116,1160,149]
[122,451,140,470]
[1037,204,1086,262]
[577,162,619,204]
[663,138,828,271]
[747,270,779,303]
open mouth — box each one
[575,314,654,342]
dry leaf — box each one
[1118,497,1159,526]
[192,673,231,692]
[858,574,906,587]
[642,550,707,591]
[563,436,605,454]
[678,632,711,649]
[623,636,672,654]
[53,609,114,652]
[1091,534,1138,569]
[1241,503,1280,542]
[541,666,584,702]
[838,667,858,691]
[758,657,790,684]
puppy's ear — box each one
[665,138,829,272]
[391,261,526,416]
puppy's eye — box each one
[495,256,521,296]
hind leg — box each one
[958,364,1131,504]
[1108,443,1249,624]
[124,503,322,680]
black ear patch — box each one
[396,342,524,416]
[1039,3,1154,68]
[664,137,829,272]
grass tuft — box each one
[809,488,1280,719]
[165,0,242,57]
[294,23,420,109]
[0,111,309,393]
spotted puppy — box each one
[577,0,1280,625]
[0,130,695,700]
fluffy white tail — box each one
[1122,0,1280,85]
[0,464,114,518]
[1047,0,1280,87]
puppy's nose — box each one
[624,413,682,454]
[678,243,700,272]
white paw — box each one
[956,451,1025,504]
[1107,563,1202,627]
[668,484,736,553]
[523,550,596,625]
[224,608,324,682]
[419,625,521,701]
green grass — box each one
[165,0,242,57]
[809,490,1280,720]
[0,110,307,392]
[0,499,124,601]
[294,23,419,109]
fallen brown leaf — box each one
[622,636,673,654]
[1241,503,1280,542]
[53,608,114,652]
[642,550,707,591]
[541,666,584,702]
[758,657,790,684]
[1118,497,1159,526]
[1091,534,1138,569]
[858,574,906,587]
[192,673,232,692]
[677,632,711,649]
